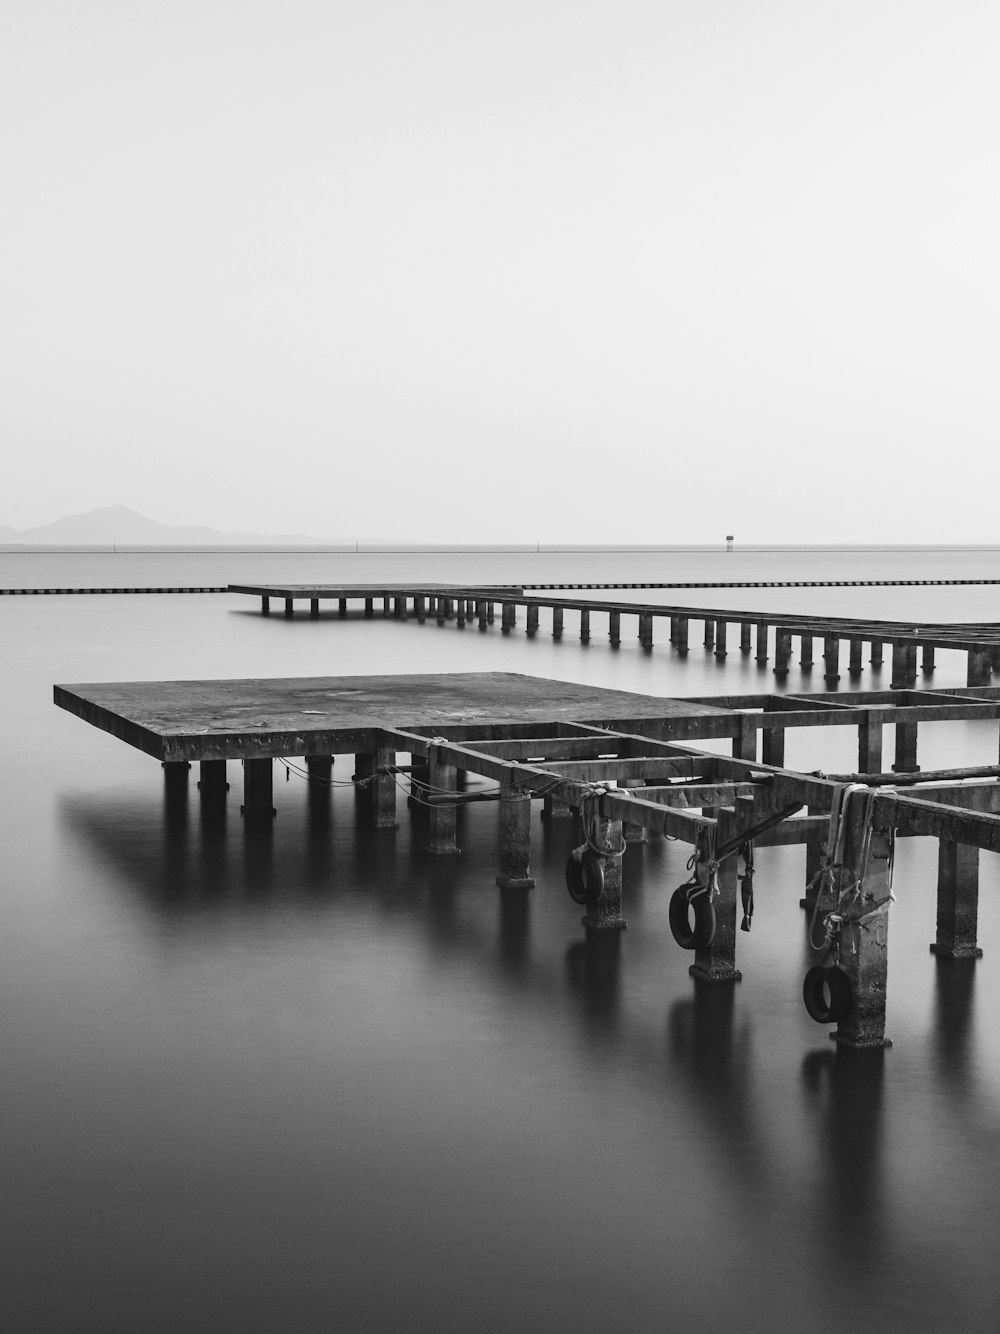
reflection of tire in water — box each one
[802,965,853,1023]
[565,846,605,905]
[668,886,716,949]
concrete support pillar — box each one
[198,759,229,799]
[774,628,792,675]
[501,601,514,633]
[831,801,894,1048]
[740,621,752,655]
[870,639,884,667]
[408,757,430,808]
[477,600,488,631]
[284,598,294,618]
[609,609,621,646]
[824,635,841,684]
[858,720,883,774]
[261,595,270,615]
[338,597,348,618]
[675,615,689,655]
[526,604,539,636]
[552,605,564,638]
[732,715,756,762]
[310,598,319,620]
[932,840,982,958]
[801,804,832,912]
[639,612,653,649]
[355,746,398,827]
[436,598,447,626]
[456,601,466,628]
[496,772,534,889]
[242,758,275,818]
[414,595,426,622]
[703,619,715,649]
[163,759,190,796]
[542,792,573,821]
[364,597,374,619]
[893,719,919,773]
[891,643,918,688]
[690,805,745,983]
[922,644,935,674]
[670,615,679,644]
[761,724,785,768]
[849,639,863,675]
[755,621,769,663]
[443,597,454,620]
[714,619,727,659]
[579,608,590,643]
[800,635,813,669]
[394,597,404,617]
[967,649,991,687]
[580,817,626,931]
[426,755,459,854]
[487,602,496,624]
[382,596,391,617]
[621,779,647,843]
[306,755,333,784]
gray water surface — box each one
[3,552,999,1331]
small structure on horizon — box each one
[726,535,734,551]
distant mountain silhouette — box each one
[0,505,327,545]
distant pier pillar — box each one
[639,612,653,649]
[703,619,715,649]
[732,714,756,762]
[800,634,814,669]
[477,600,488,631]
[426,751,459,854]
[580,816,626,931]
[773,628,792,675]
[310,598,319,620]
[338,597,348,618]
[823,635,841,684]
[526,604,539,636]
[870,639,884,668]
[414,595,426,622]
[364,597,374,619]
[761,723,785,768]
[891,642,918,689]
[714,619,727,659]
[740,621,752,655]
[893,717,919,773]
[932,840,982,958]
[552,605,564,638]
[755,621,769,663]
[848,638,863,675]
[496,770,534,890]
[922,644,935,674]
[674,615,689,655]
[242,758,275,818]
[579,608,590,643]
[261,595,270,615]
[501,601,514,633]
[284,598,294,618]
[608,610,621,646]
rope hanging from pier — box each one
[807,782,896,959]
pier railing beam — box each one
[580,816,626,931]
[496,771,534,890]
[931,840,982,958]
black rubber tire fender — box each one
[802,965,853,1023]
[669,887,716,950]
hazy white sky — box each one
[3,2,998,542]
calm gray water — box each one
[3,549,1000,1331]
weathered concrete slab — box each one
[54,673,729,763]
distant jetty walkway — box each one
[230,582,1000,688]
